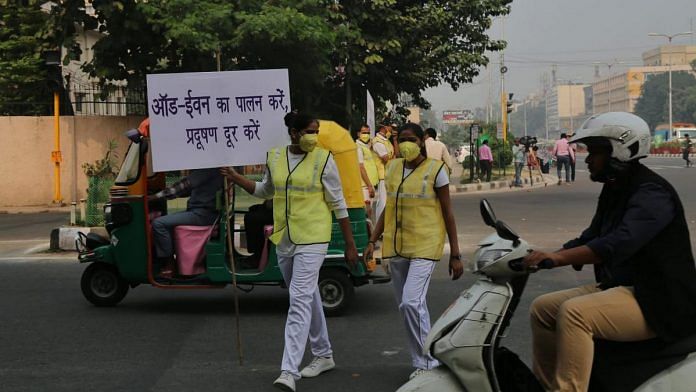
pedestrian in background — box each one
[478,139,493,182]
[222,112,358,392]
[512,138,526,187]
[356,125,379,271]
[372,124,396,222]
[424,128,453,172]
[552,133,574,185]
[683,134,693,168]
[363,122,463,381]
[569,136,578,181]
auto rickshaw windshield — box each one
[115,142,142,185]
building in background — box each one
[546,83,590,135]
[592,65,693,114]
[642,45,696,67]
[45,2,145,116]
[591,46,696,115]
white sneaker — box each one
[300,356,335,378]
[409,368,431,380]
[273,371,296,392]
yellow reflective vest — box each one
[382,158,447,261]
[267,146,332,245]
[357,141,379,187]
[372,134,394,180]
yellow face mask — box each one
[359,134,371,143]
[300,133,318,152]
[399,141,421,161]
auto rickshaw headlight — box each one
[105,203,132,233]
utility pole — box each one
[487,66,493,124]
[649,31,693,137]
[524,101,528,137]
[569,84,574,132]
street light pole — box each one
[649,32,692,138]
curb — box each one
[649,154,696,158]
[50,226,109,251]
[450,174,555,193]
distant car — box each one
[455,146,472,163]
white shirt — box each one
[372,133,390,158]
[253,149,348,255]
[424,137,453,170]
[356,140,366,163]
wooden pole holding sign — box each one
[216,56,244,366]
[224,177,244,366]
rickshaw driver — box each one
[148,168,224,277]
[222,112,358,392]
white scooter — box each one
[397,199,696,392]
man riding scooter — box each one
[523,112,696,392]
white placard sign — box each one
[146,69,291,172]
[366,90,375,137]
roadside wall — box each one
[0,116,144,207]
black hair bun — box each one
[284,110,298,128]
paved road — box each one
[1,157,694,392]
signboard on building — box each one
[442,109,474,124]
[146,69,291,172]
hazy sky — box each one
[422,0,696,114]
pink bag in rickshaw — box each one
[174,224,217,276]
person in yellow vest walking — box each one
[356,125,379,272]
[372,124,397,222]
[356,126,378,217]
[363,123,464,380]
[221,112,358,392]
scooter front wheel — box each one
[396,367,465,392]
[81,262,129,307]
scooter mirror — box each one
[125,128,142,144]
[480,199,497,227]
[495,220,520,246]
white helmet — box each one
[569,112,651,162]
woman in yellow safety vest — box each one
[363,122,464,380]
[222,112,358,392]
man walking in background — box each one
[553,133,574,185]
[478,139,493,182]
[424,128,453,172]
[372,124,396,220]
[683,134,693,168]
[512,138,526,187]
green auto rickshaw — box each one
[77,120,389,316]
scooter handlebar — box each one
[509,258,555,272]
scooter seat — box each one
[590,335,696,392]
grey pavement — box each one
[1,157,695,392]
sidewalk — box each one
[449,173,556,194]
[0,205,71,214]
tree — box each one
[58,0,512,126]
[0,1,54,115]
[634,71,696,130]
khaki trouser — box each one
[530,284,656,392]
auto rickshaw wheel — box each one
[319,269,354,317]
[81,262,129,307]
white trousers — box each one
[375,180,387,223]
[390,257,439,369]
[278,251,332,379]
